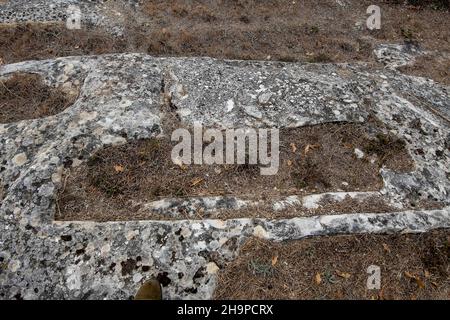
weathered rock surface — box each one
[0,0,138,33]
[374,43,426,69]
[0,52,449,299]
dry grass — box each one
[0,22,127,64]
[56,122,414,221]
[136,0,450,78]
[136,0,376,63]
[0,1,448,83]
[214,230,450,300]
[0,73,77,123]
[371,0,449,48]
[399,53,450,85]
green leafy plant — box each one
[247,259,276,277]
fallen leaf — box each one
[304,144,320,155]
[424,270,431,278]
[343,143,353,149]
[336,271,351,279]
[304,145,311,154]
[382,243,391,253]
[287,160,292,166]
[290,143,297,153]
[114,165,124,173]
[191,178,204,187]
[405,272,425,289]
[315,272,322,285]
[271,255,278,266]
[334,289,344,299]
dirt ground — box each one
[0,1,449,83]
[56,121,414,221]
[214,229,450,300]
[0,73,77,124]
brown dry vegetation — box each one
[214,230,450,300]
[0,1,448,83]
[0,73,77,123]
[56,122,413,221]
[136,0,375,63]
[399,53,450,85]
[137,0,449,60]
[0,22,127,64]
